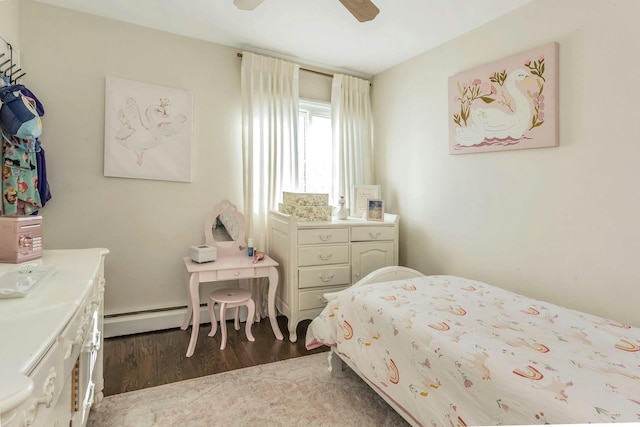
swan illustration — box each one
[455,69,532,147]
[114,97,187,166]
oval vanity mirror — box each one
[204,200,247,257]
[212,214,239,242]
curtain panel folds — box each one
[239,54,373,317]
[331,74,374,212]
[240,52,300,251]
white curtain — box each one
[240,52,299,317]
[331,74,374,211]
[240,51,300,252]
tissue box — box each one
[189,245,217,263]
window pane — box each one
[298,100,332,196]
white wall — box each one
[0,0,19,45]
[17,0,332,323]
[372,0,640,327]
[16,0,639,330]
[20,0,242,316]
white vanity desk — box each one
[0,248,109,427]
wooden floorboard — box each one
[102,316,327,396]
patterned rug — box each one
[87,352,409,426]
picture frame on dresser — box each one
[366,199,384,221]
[351,185,381,217]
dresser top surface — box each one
[0,248,108,414]
[270,211,398,227]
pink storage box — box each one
[0,216,43,263]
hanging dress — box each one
[0,82,50,215]
[1,131,42,215]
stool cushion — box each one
[210,288,252,304]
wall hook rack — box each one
[1,36,26,84]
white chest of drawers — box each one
[268,211,398,342]
[0,248,109,427]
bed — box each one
[305,267,640,426]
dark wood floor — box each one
[102,316,327,396]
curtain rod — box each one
[236,52,333,79]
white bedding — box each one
[305,275,640,426]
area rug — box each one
[87,352,409,426]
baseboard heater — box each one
[103,303,248,338]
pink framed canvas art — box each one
[448,42,558,154]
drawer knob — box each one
[39,367,57,408]
[234,271,240,276]
[84,382,96,411]
[24,367,57,425]
[92,295,102,308]
[92,330,102,352]
[369,232,381,238]
[319,273,334,282]
[64,311,93,359]
[64,337,83,359]
[318,233,332,241]
[319,253,333,261]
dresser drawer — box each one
[351,226,395,242]
[298,228,349,245]
[60,286,99,373]
[16,341,64,427]
[299,286,349,310]
[298,245,349,266]
[298,265,351,289]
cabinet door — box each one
[351,242,395,284]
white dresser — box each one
[0,248,109,427]
[268,211,398,341]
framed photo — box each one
[366,199,384,221]
[352,185,381,217]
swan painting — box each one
[114,97,187,166]
[455,69,532,147]
[448,42,558,154]
[104,76,193,182]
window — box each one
[298,99,332,197]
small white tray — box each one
[0,264,57,299]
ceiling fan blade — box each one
[338,0,379,22]
[233,0,264,11]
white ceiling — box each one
[35,0,532,77]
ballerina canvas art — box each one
[104,76,193,181]
[448,42,558,154]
